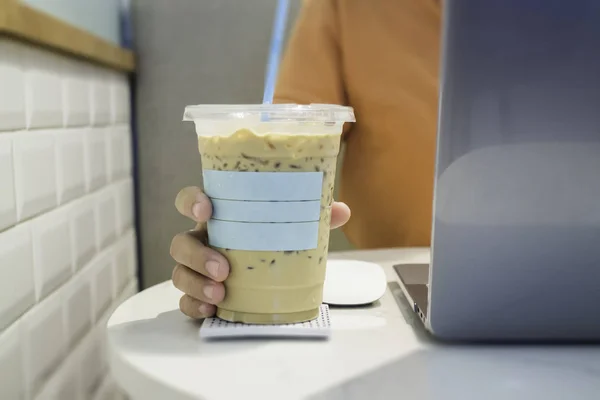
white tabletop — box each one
[107,248,600,400]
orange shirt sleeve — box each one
[274,0,347,108]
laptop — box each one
[395,0,600,341]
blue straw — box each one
[262,0,290,104]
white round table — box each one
[107,248,600,400]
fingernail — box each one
[206,260,221,278]
[192,202,204,219]
[199,303,212,316]
[203,284,214,300]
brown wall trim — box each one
[0,0,135,72]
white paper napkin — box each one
[200,304,331,340]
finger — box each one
[179,294,216,319]
[330,201,351,229]
[190,222,208,244]
[175,186,213,223]
[170,232,229,282]
[172,264,226,304]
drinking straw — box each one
[262,0,290,104]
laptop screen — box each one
[428,0,600,339]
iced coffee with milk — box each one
[184,104,355,324]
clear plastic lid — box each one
[183,103,355,123]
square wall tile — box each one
[96,310,110,362]
[35,350,81,400]
[69,196,97,271]
[32,207,72,301]
[92,376,119,400]
[62,270,93,349]
[0,38,26,131]
[24,46,63,129]
[110,73,130,124]
[125,279,139,299]
[78,330,104,398]
[21,290,66,398]
[13,131,57,221]
[96,187,117,250]
[0,134,17,231]
[116,179,134,235]
[116,279,138,307]
[91,250,115,321]
[85,128,108,192]
[107,127,129,182]
[123,126,133,177]
[56,129,86,205]
[0,223,35,331]
[113,236,132,296]
[125,230,138,280]
[0,322,25,400]
[62,58,91,127]
[90,67,110,126]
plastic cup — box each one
[183,104,355,324]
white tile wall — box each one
[85,128,109,192]
[22,288,66,397]
[0,223,35,331]
[107,126,131,182]
[79,329,105,398]
[113,236,132,296]
[0,38,136,400]
[0,321,26,399]
[35,348,81,400]
[13,131,57,221]
[0,134,17,232]
[0,39,26,131]
[32,207,73,300]
[55,128,86,205]
[70,196,98,271]
[116,179,134,235]
[90,67,111,127]
[62,270,93,348]
[110,74,131,125]
[24,47,63,129]
[62,59,90,127]
[94,376,123,400]
[91,249,116,321]
[125,230,138,282]
[96,186,118,251]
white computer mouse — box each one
[323,259,387,306]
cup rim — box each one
[183,103,356,123]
